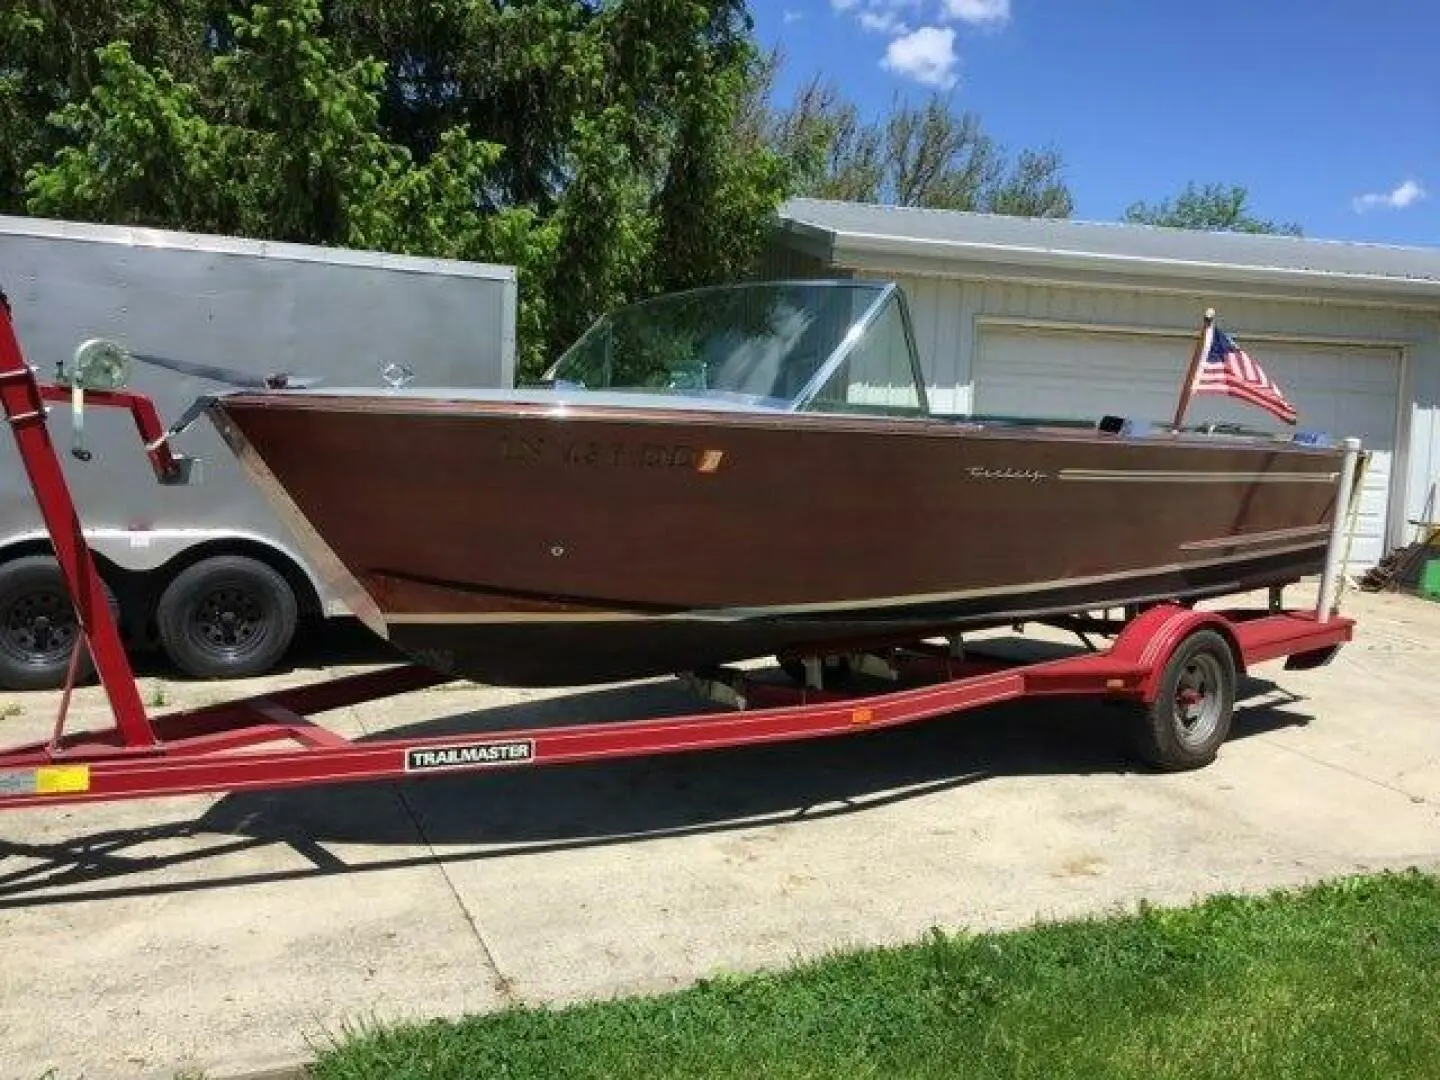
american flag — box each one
[1192,326,1297,425]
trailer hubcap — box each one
[3,591,77,662]
[1173,653,1224,747]
[193,587,263,655]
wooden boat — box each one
[207,281,1347,685]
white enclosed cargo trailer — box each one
[0,214,517,689]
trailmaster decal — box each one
[404,740,536,772]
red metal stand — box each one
[0,294,1357,811]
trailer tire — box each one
[1131,628,1236,772]
[156,556,297,680]
[0,556,118,691]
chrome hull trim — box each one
[205,404,389,638]
[381,541,1327,626]
[1060,469,1340,484]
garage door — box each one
[974,325,1401,569]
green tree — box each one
[7,0,791,379]
[1123,182,1302,236]
[758,69,1073,217]
[0,0,221,210]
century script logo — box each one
[967,466,1049,482]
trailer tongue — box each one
[0,291,1360,811]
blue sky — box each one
[752,0,1438,247]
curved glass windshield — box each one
[544,281,901,408]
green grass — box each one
[311,870,1440,1080]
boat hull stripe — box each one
[382,541,1328,625]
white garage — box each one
[973,324,1401,567]
[770,199,1440,570]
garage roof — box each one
[779,198,1440,302]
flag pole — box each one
[1171,307,1215,430]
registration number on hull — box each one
[502,436,724,472]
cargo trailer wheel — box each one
[156,556,297,680]
[1131,628,1236,772]
[0,555,118,691]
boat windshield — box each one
[543,281,928,415]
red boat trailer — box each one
[0,292,1361,811]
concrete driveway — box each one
[1,587,1437,1079]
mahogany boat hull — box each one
[209,393,1344,686]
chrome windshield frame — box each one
[542,279,930,415]
[541,278,885,386]
[786,281,931,416]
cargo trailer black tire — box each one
[1131,628,1236,772]
[156,555,297,680]
[0,555,118,691]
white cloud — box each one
[833,0,1010,34]
[830,0,1007,86]
[882,26,958,89]
[1352,178,1427,213]
[782,8,804,23]
[859,9,908,33]
[834,0,921,31]
[943,0,1010,24]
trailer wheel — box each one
[1132,628,1237,772]
[0,556,118,691]
[156,556,297,680]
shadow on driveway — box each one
[0,665,1313,908]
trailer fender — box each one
[1105,604,1244,703]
